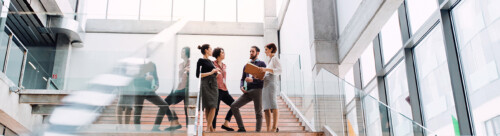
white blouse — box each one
[266,55,282,75]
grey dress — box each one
[262,56,282,110]
[196,58,219,109]
[262,73,279,110]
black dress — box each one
[196,58,218,109]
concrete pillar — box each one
[263,0,278,46]
[52,35,72,89]
[306,0,342,76]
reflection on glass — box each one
[406,0,439,34]
[413,24,457,135]
[0,31,9,71]
[380,11,403,65]
[345,68,355,104]
[206,0,236,22]
[6,40,24,86]
[385,61,413,136]
[107,0,140,20]
[238,0,264,22]
[140,0,172,20]
[364,87,383,136]
[360,42,376,86]
[452,0,500,135]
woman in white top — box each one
[260,43,282,132]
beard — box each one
[250,54,257,60]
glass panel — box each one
[140,0,172,20]
[364,87,383,136]
[360,42,376,87]
[173,0,204,21]
[0,31,9,72]
[413,24,458,135]
[22,55,50,89]
[406,0,439,34]
[205,0,236,22]
[385,61,414,136]
[380,11,403,65]
[345,68,355,104]
[237,0,264,22]
[107,0,140,20]
[452,0,500,135]
[84,0,108,19]
[6,39,24,86]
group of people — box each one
[114,43,282,133]
[196,43,282,132]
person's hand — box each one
[240,87,248,93]
[245,77,253,83]
[259,67,266,73]
[211,69,218,74]
[216,68,222,73]
[184,67,190,72]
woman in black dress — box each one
[196,44,220,132]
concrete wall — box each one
[0,74,43,134]
[336,0,362,35]
[176,35,265,95]
[279,0,314,95]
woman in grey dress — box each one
[196,44,220,132]
[261,43,282,132]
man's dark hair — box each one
[212,47,224,58]
[251,46,260,52]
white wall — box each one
[279,0,314,95]
[67,33,178,94]
[176,35,265,95]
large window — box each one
[385,61,413,136]
[237,0,264,22]
[360,42,376,87]
[106,0,140,20]
[140,0,173,20]
[452,0,500,135]
[405,0,439,34]
[364,87,383,136]
[173,0,204,21]
[380,11,404,65]
[413,24,457,135]
[205,0,236,22]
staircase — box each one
[72,95,322,136]
[203,96,323,136]
[75,95,195,136]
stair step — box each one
[204,132,323,136]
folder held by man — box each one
[244,63,265,80]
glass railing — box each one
[279,54,436,136]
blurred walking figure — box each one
[152,47,191,131]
